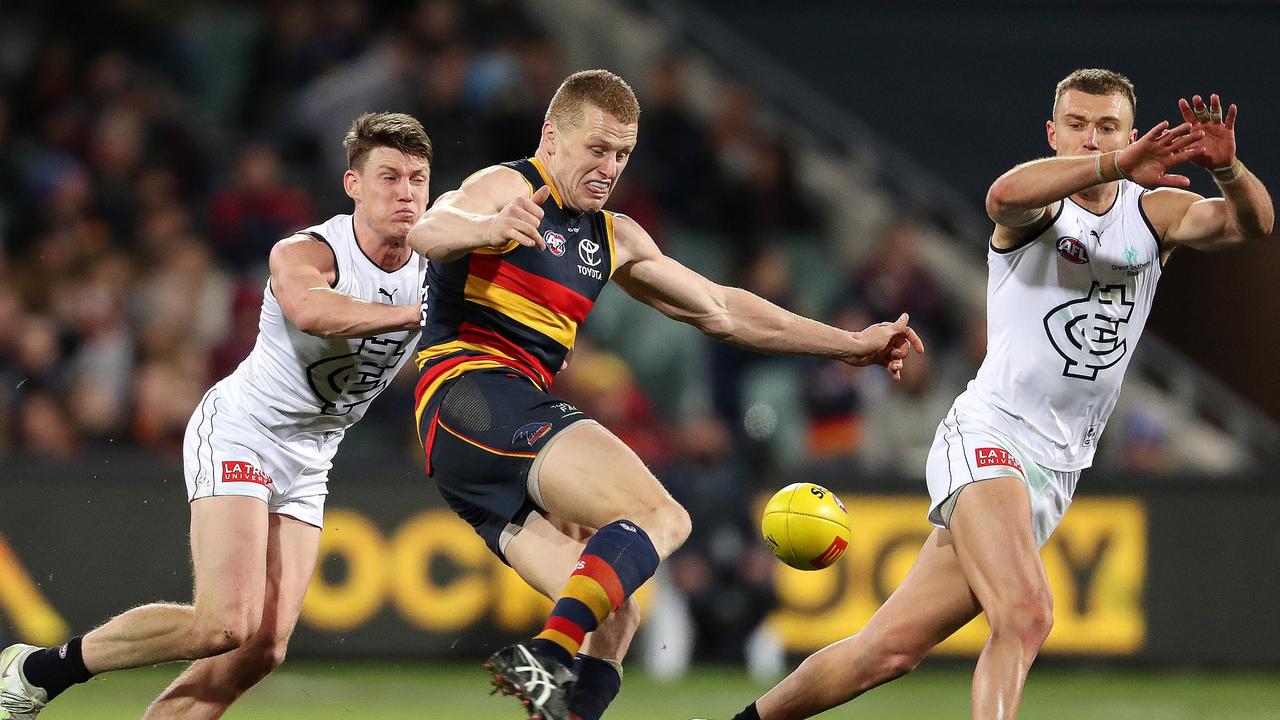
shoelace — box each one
[510,645,556,706]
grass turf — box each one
[38,661,1279,719]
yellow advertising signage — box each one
[0,533,69,646]
[301,508,656,633]
[767,496,1147,655]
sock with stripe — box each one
[568,654,622,720]
[732,702,762,720]
[528,519,660,666]
[21,636,93,700]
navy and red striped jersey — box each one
[414,157,616,423]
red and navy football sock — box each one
[568,654,622,720]
[528,519,659,665]
[22,636,93,700]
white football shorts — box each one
[925,405,1080,546]
[182,383,340,528]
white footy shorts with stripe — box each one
[925,405,1080,546]
[182,383,339,528]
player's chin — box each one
[578,194,608,212]
[388,218,416,238]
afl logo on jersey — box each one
[1056,236,1089,264]
[545,231,566,257]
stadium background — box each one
[2,0,1278,717]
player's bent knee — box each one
[245,638,290,681]
[644,499,691,558]
[191,621,253,657]
[862,629,928,684]
[989,589,1054,647]
[191,607,264,657]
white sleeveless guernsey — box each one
[954,180,1163,471]
[222,213,425,440]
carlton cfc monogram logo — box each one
[1057,236,1089,264]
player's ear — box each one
[541,120,556,156]
[1129,128,1138,144]
[343,168,359,201]
[1046,120,1057,152]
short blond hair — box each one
[343,112,433,171]
[545,69,640,129]
[1053,68,1136,118]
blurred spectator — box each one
[662,414,778,665]
[208,142,313,270]
[802,303,874,474]
[709,246,798,437]
[634,53,716,229]
[412,44,488,193]
[482,34,563,165]
[554,340,674,470]
[133,234,233,365]
[17,387,80,457]
[859,349,958,480]
[846,218,959,352]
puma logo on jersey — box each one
[378,287,398,302]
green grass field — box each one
[38,661,1279,719]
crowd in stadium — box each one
[0,7,1196,468]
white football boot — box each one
[0,645,47,719]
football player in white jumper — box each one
[1,112,432,719]
[718,69,1272,720]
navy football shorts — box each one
[417,368,593,563]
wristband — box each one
[1093,154,1104,182]
[1211,159,1244,185]
[1111,152,1129,181]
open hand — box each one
[1178,93,1237,169]
[1115,120,1202,189]
[844,313,925,380]
[487,185,552,250]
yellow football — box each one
[761,482,851,570]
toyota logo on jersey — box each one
[545,231,566,257]
[1056,236,1089,264]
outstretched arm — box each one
[610,214,923,379]
[985,120,1201,228]
[406,166,550,262]
[269,236,419,339]
[1152,94,1274,251]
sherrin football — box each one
[761,482,851,570]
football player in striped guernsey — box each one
[407,69,923,720]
